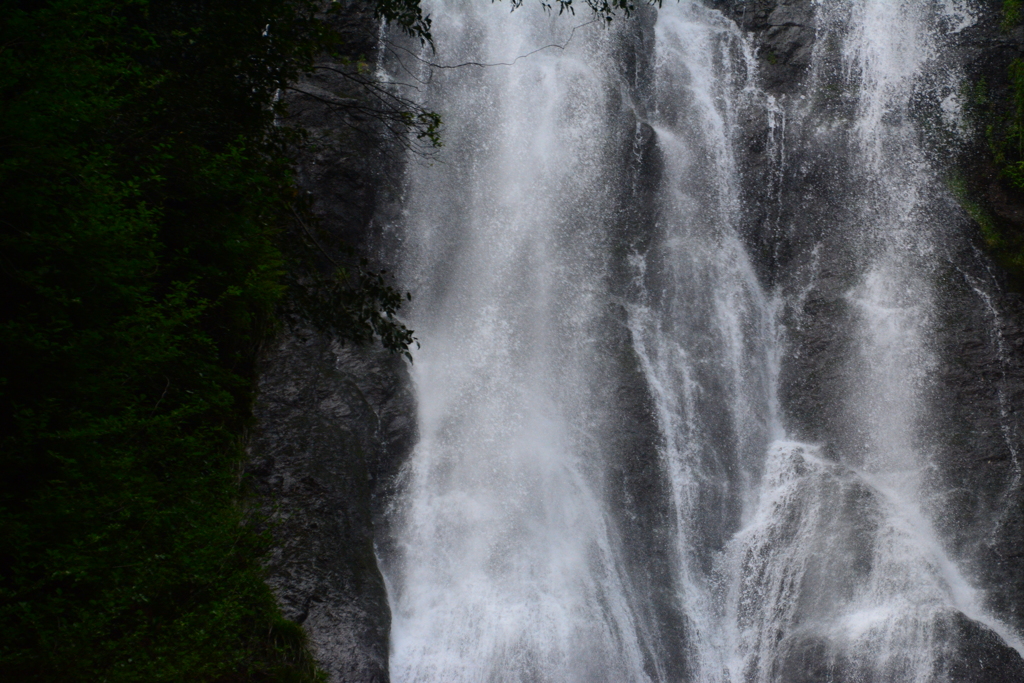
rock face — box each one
[715,0,817,92]
[918,2,1024,646]
[776,612,1024,683]
[247,3,416,682]
[932,271,1024,635]
[250,325,414,683]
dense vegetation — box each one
[0,0,428,680]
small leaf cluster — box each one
[1005,0,1023,31]
[375,0,433,43]
[510,0,663,21]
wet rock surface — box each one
[726,0,1024,675]
[932,262,1024,636]
[777,611,1024,683]
[715,0,817,92]
[284,1,392,255]
[247,3,416,682]
[936,611,1024,682]
[933,0,1024,642]
[599,302,691,683]
[250,324,414,683]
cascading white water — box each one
[385,4,650,681]
[713,2,1024,682]
[624,5,777,681]
[381,1,1024,681]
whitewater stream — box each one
[378,1,1024,681]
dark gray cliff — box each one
[604,14,693,681]
[247,3,415,682]
[250,328,414,683]
[938,13,1024,639]
[716,0,817,93]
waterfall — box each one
[379,1,1024,681]
[384,5,651,681]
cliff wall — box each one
[247,3,415,682]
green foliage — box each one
[376,0,433,43]
[291,262,419,361]
[1002,58,1024,157]
[987,58,1024,287]
[0,0,422,680]
[949,174,1003,248]
[401,109,444,148]
[1004,0,1023,31]
[956,9,1024,290]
